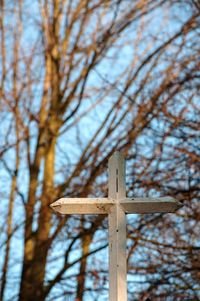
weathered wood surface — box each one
[108,152,127,301]
[50,198,114,214]
[120,196,182,213]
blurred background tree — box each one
[0,0,199,300]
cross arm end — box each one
[50,197,114,215]
[120,196,183,214]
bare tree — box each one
[0,0,199,300]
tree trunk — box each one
[19,129,57,300]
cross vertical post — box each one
[108,152,127,301]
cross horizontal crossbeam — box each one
[51,196,181,215]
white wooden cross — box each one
[50,152,182,301]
